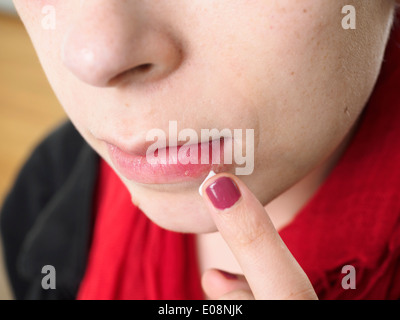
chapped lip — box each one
[105,137,231,184]
[105,136,227,157]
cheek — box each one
[14,3,83,118]
[237,3,378,178]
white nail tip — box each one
[198,170,216,196]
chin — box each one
[127,183,218,234]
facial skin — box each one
[13,1,396,233]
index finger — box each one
[200,173,317,300]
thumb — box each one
[201,269,252,300]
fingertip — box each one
[198,170,217,196]
[202,174,242,210]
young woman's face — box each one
[14,1,395,232]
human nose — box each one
[62,1,183,87]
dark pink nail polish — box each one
[219,270,238,280]
[205,176,241,210]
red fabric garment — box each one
[77,21,400,300]
[76,160,204,300]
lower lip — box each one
[106,140,228,184]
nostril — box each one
[109,63,154,86]
[135,63,153,72]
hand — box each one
[199,173,318,300]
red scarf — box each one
[77,20,400,300]
[76,158,204,299]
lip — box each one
[106,138,230,184]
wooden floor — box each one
[0,13,67,299]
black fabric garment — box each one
[0,121,99,299]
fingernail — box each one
[219,270,238,280]
[199,170,216,196]
[205,176,241,210]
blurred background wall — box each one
[0,1,67,299]
[0,0,16,14]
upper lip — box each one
[101,133,229,157]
